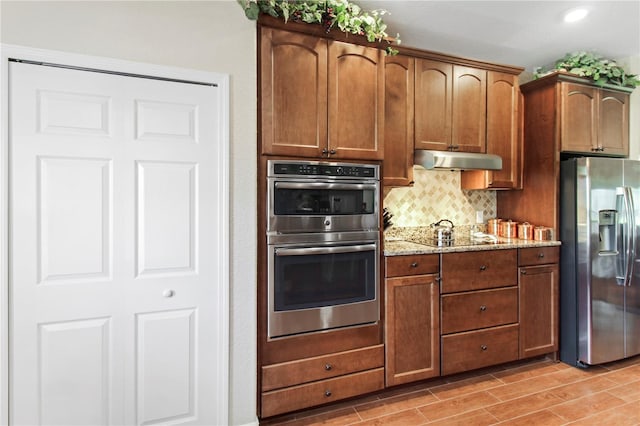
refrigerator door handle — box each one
[623,186,635,286]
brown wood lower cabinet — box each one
[440,249,520,376]
[518,247,559,359]
[261,368,384,418]
[384,254,440,386]
[441,324,519,375]
[441,287,518,334]
[260,345,384,417]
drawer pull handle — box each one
[481,345,488,351]
[324,363,332,371]
[325,390,332,397]
[410,262,418,268]
[538,253,545,258]
[480,265,487,271]
[480,305,487,311]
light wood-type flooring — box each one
[261,354,640,425]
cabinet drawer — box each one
[441,249,517,293]
[261,367,384,418]
[261,345,383,391]
[385,254,439,278]
[441,324,519,375]
[518,246,559,266]
[441,287,518,334]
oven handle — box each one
[274,181,378,191]
[275,243,377,257]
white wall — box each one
[0,1,258,424]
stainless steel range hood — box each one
[414,150,502,171]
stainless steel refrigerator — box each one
[560,157,640,366]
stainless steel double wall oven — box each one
[266,160,380,338]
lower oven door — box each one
[267,238,379,339]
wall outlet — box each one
[476,210,484,224]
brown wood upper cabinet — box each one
[461,72,523,190]
[560,82,630,156]
[415,60,486,153]
[260,27,384,160]
[383,55,415,186]
[497,73,633,232]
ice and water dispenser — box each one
[598,209,618,255]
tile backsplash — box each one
[383,167,496,227]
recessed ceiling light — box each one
[564,7,589,23]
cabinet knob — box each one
[163,289,175,298]
[324,363,332,371]
[481,345,488,351]
[324,390,332,397]
[479,265,487,271]
[410,262,418,268]
[329,149,336,155]
[322,148,329,155]
[480,305,487,312]
[538,252,545,258]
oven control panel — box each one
[270,160,378,179]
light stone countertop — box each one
[383,238,561,256]
[383,226,561,256]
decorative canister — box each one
[518,222,534,240]
[487,218,502,235]
[500,220,518,239]
[534,226,553,241]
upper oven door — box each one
[267,179,379,233]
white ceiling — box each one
[357,0,640,72]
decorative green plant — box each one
[238,0,401,54]
[534,51,640,88]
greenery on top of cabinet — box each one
[535,51,640,88]
[238,0,400,54]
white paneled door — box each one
[8,61,226,425]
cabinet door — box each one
[385,274,440,386]
[452,66,486,153]
[486,72,521,187]
[415,59,452,151]
[599,89,629,156]
[328,41,384,160]
[519,264,559,359]
[560,82,597,153]
[383,55,414,186]
[260,27,328,158]
[461,72,522,189]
